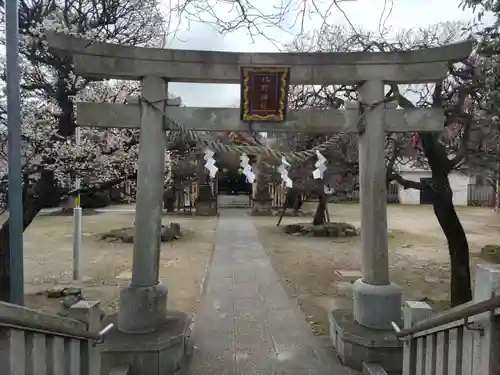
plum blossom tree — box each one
[370,24,500,306]
[284,21,497,307]
[460,0,500,189]
[0,0,167,301]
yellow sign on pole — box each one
[75,194,80,207]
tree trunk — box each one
[421,134,472,307]
[432,189,472,306]
[164,197,175,212]
[292,192,302,215]
[0,170,55,301]
[163,188,176,212]
[313,191,327,226]
[395,90,472,307]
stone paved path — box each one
[187,209,356,375]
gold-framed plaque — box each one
[240,67,290,122]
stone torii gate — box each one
[47,31,472,374]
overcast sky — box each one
[162,0,486,108]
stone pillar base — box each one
[194,201,217,216]
[118,283,168,333]
[101,310,192,375]
[352,279,402,329]
[329,309,402,374]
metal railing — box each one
[392,294,500,339]
[0,300,112,375]
[392,264,500,375]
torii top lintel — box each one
[46,32,473,85]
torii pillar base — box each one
[328,309,402,373]
[328,281,403,373]
[100,308,192,375]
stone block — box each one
[100,310,191,375]
[337,270,363,279]
[352,279,402,330]
[329,309,402,374]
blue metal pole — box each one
[6,0,25,305]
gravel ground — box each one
[252,203,500,335]
[21,205,217,316]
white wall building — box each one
[396,163,472,206]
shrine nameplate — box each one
[240,67,290,122]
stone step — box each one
[362,362,390,375]
[108,365,130,375]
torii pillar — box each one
[352,80,402,329]
[118,76,170,332]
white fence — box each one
[393,264,500,375]
[0,300,113,375]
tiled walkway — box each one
[187,209,355,375]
